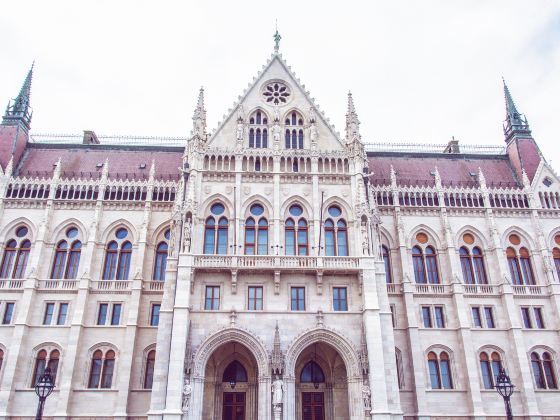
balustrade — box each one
[0,279,24,289]
[90,280,132,291]
[192,255,359,271]
[36,279,79,290]
[512,284,546,296]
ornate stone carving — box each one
[359,325,369,375]
[272,375,284,406]
[182,218,192,253]
[271,322,284,375]
[361,223,369,256]
[362,384,372,410]
[182,377,192,412]
[316,309,324,327]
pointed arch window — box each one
[285,204,308,256]
[428,351,453,389]
[479,351,502,389]
[51,240,82,280]
[1,225,32,279]
[102,228,132,280]
[204,203,229,254]
[507,247,535,285]
[244,204,268,255]
[32,349,59,386]
[285,111,304,149]
[382,245,393,283]
[324,205,348,256]
[460,246,487,284]
[88,349,116,389]
[222,360,248,385]
[413,244,440,284]
[248,111,268,148]
[300,361,325,384]
[553,247,560,280]
[153,242,168,281]
[531,351,558,389]
[144,350,156,389]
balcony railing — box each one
[512,284,546,296]
[463,284,498,295]
[414,283,448,295]
[90,280,132,291]
[36,279,79,290]
[143,280,165,292]
[193,255,360,271]
[0,279,25,290]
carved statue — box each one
[182,378,193,411]
[273,123,281,142]
[309,106,316,123]
[182,219,192,253]
[309,123,318,144]
[361,223,369,255]
[362,384,372,410]
[273,106,280,122]
[169,219,178,255]
[272,376,284,406]
[236,119,244,141]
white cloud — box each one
[1,0,559,169]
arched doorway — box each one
[202,342,259,420]
[295,342,349,420]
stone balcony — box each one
[0,279,25,291]
[192,255,361,273]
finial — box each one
[390,165,397,186]
[149,159,156,180]
[433,166,441,187]
[502,78,531,143]
[192,87,207,139]
[273,22,281,54]
[478,167,487,189]
[2,63,34,130]
[522,168,531,188]
[345,91,361,144]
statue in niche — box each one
[272,375,284,406]
[182,378,192,411]
[361,223,369,255]
[309,106,316,123]
[362,384,372,410]
[273,106,280,122]
[236,118,244,141]
[182,218,192,253]
[309,123,318,144]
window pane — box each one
[333,287,347,311]
[257,228,268,255]
[51,251,67,279]
[543,360,557,389]
[533,308,545,329]
[204,226,216,254]
[480,360,493,389]
[426,256,439,284]
[101,359,115,388]
[472,307,482,327]
[103,252,118,280]
[325,231,335,256]
[521,307,532,328]
[66,249,81,279]
[43,303,55,325]
[13,249,30,278]
[144,353,155,389]
[337,230,348,256]
[473,255,487,284]
[508,257,523,285]
[57,303,68,325]
[428,360,441,389]
[532,360,546,389]
[217,226,228,255]
[151,304,160,326]
[413,254,426,283]
[116,250,131,280]
[440,359,453,389]
[97,303,108,325]
[88,358,102,388]
[2,302,14,324]
[0,249,16,279]
[484,307,495,328]
[520,257,535,285]
[422,307,432,328]
[460,254,474,284]
[434,306,445,328]
[111,304,122,325]
[291,287,304,311]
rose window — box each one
[262,82,290,105]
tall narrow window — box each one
[480,353,493,389]
[382,246,393,283]
[0,240,17,279]
[323,206,348,256]
[57,303,68,325]
[422,307,433,328]
[553,248,560,280]
[32,350,47,386]
[285,204,308,256]
[333,287,348,311]
[472,307,482,327]
[204,286,220,310]
[472,247,487,284]
[521,307,533,328]
[101,350,115,388]
[285,219,296,255]
[88,350,103,388]
[153,242,168,281]
[412,246,426,283]
[531,352,546,389]
[217,218,228,254]
[43,303,55,325]
[248,111,268,149]
[519,248,535,285]
[204,204,228,254]
[425,247,439,283]
[507,247,523,285]
[97,303,108,325]
[144,350,156,389]
[150,304,160,326]
[484,307,495,328]
[13,240,31,279]
[490,352,502,386]
[111,304,122,326]
[439,352,453,389]
[542,352,558,389]
[66,241,81,279]
[103,242,119,280]
[460,247,475,284]
[434,306,445,328]
[116,242,132,280]
[248,286,263,311]
[325,220,335,256]
[297,220,308,256]
[534,307,545,329]
[51,241,68,279]
[285,111,304,149]
[2,302,14,324]
[428,352,441,389]
[395,348,404,389]
[0,349,4,372]
[291,287,305,311]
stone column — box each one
[186,376,205,420]
[258,375,272,419]
[283,376,296,420]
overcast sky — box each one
[1,1,559,169]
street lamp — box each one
[34,367,54,420]
[495,367,514,420]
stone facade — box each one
[0,45,559,420]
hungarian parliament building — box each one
[0,39,559,420]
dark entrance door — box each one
[302,392,324,420]
[222,392,245,420]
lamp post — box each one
[495,367,514,420]
[34,367,54,420]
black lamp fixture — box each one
[34,367,54,420]
[495,367,514,420]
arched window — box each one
[323,205,348,256]
[382,246,393,283]
[1,225,32,279]
[144,350,156,389]
[244,204,268,255]
[506,234,536,285]
[412,246,426,283]
[88,348,116,389]
[248,111,268,148]
[222,360,248,385]
[479,351,503,389]
[459,246,487,284]
[285,111,304,149]
[300,361,325,384]
[153,242,168,281]
[531,351,558,389]
[204,203,229,254]
[553,248,560,280]
[285,204,308,256]
[32,348,60,386]
[428,351,453,389]
[50,227,82,280]
[102,228,132,280]
[413,242,440,284]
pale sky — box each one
[1,1,559,170]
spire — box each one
[271,321,284,375]
[192,87,207,139]
[2,63,34,130]
[502,78,531,143]
[273,23,281,54]
[345,91,361,144]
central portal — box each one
[302,392,324,420]
[222,392,245,420]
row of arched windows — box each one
[203,202,349,256]
[0,225,169,281]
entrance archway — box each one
[202,342,258,420]
[284,327,363,420]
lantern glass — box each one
[229,380,236,389]
[35,367,54,399]
[495,368,514,398]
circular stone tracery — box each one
[262,81,290,105]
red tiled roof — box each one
[368,154,519,188]
[0,125,28,172]
[16,146,183,180]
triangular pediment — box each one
[208,53,344,151]
[532,160,560,194]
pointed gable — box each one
[208,53,344,151]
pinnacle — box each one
[502,78,519,118]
